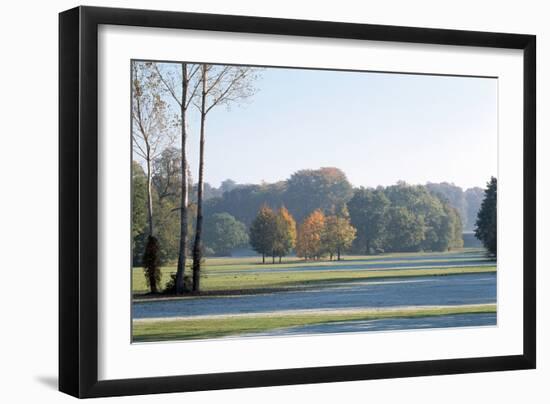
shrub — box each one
[142,235,161,294]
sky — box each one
[149,64,497,191]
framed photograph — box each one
[59,6,536,398]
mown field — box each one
[133,303,496,342]
[132,248,496,297]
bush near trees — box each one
[475,177,497,256]
[142,235,161,294]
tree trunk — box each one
[337,247,341,261]
[279,256,282,264]
[175,63,189,295]
[329,253,333,261]
[262,253,265,264]
[365,238,370,255]
[145,153,154,237]
[272,252,275,264]
[192,66,207,293]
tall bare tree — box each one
[131,62,174,237]
[153,63,201,294]
[191,64,259,292]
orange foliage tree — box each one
[273,206,297,263]
[296,209,326,260]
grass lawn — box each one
[132,303,497,342]
[133,265,496,298]
[132,250,495,296]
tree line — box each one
[248,204,356,263]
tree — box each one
[132,62,175,294]
[152,147,181,202]
[296,209,326,260]
[384,207,425,252]
[191,65,259,292]
[132,161,148,265]
[348,188,390,254]
[426,182,467,227]
[322,208,357,260]
[273,207,297,263]
[285,167,353,222]
[249,205,278,263]
[475,177,497,256]
[203,213,249,256]
[131,61,174,238]
[220,179,238,194]
[446,203,464,249]
[153,63,201,294]
[465,187,484,232]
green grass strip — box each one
[132,303,496,342]
[133,265,496,296]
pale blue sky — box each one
[176,66,497,190]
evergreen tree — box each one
[475,177,497,256]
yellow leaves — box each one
[296,209,326,259]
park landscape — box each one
[131,61,498,342]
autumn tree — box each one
[249,205,278,264]
[322,207,357,260]
[191,65,259,291]
[132,61,174,294]
[273,207,297,263]
[296,209,326,260]
[475,177,497,256]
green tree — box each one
[348,188,390,254]
[446,204,464,249]
[132,161,148,265]
[249,205,278,263]
[273,207,297,263]
[203,213,249,256]
[475,177,497,256]
[153,197,180,264]
[384,207,425,252]
[285,167,353,222]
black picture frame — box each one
[59,5,536,398]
